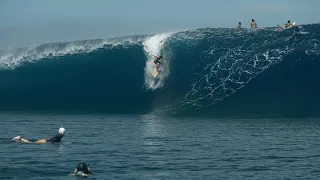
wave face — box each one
[1,24,320,117]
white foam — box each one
[0,37,144,70]
[142,32,174,90]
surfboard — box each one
[276,22,297,31]
[287,22,296,28]
[152,68,158,78]
[69,172,89,177]
[74,173,89,177]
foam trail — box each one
[143,32,174,90]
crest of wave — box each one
[0,36,145,70]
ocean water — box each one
[1,24,320,179]
[0,24,319,117]
[1,114,320,179]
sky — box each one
[1,0,320,49]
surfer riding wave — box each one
[153,55,163,71]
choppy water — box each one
[1,114,320,179]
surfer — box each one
[153,55,163,71]
[12,127,65,143]
[251,19,257,28]
[73,162,93,176]
[277,20,294,30]
[236,22,241,29]
[285,20,293,28]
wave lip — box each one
[0,36,146,70]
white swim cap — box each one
[59,127,65,134]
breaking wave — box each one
[0,23,320,117]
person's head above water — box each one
[239,22,241,25]
[252,19,255,22]
[288,20,291,23]
[59,127,65,135]
[78,162,88,168]
[74,161,93,175]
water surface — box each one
[1,114,320,179]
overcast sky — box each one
[1,0,320,49]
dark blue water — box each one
[0,24,319,117]
[1,114,320,179]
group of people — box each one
[236,19,301,32]
[236,19,259,29]
[12,127,93,176]
[154,19,302,72]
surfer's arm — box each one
[73,169,78,175]
[88,168,93,175]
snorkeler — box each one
[73,162,93,176]
[152,55,163,71]
[12,127,65,143]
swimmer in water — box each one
[12,127,65,143]
[236,22,241,29]
[251,19,257,28]
[73,162,93,176]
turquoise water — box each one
[1,114,320,179]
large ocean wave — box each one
[1,24,320,117]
